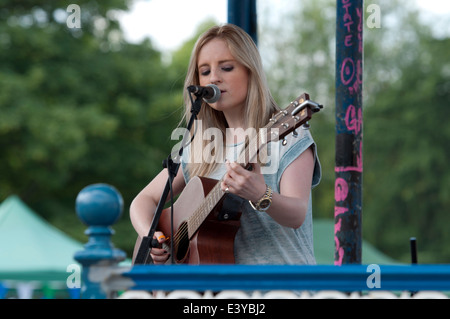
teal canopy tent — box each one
[0,195,84,282]
[313,219,399,265]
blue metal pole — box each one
[334,0,364,265]
[227,0,258,45]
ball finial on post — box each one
[74,183,126,299]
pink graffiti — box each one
[340,58,362,95]
[335,206,348,217]
[335,178,348,202]
[334,206,348,265]
[342,0,354,32]
[340,0,363,94]
[335,104,363,173]
[345,104,362,135]
[348,59,362,95]
[356,7,363,53]
[334,218,344,265]
[340,57,355,86]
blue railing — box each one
[73,184,450,299]
[122,264,450,292]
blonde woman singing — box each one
[130,24,321,265]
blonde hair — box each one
[182,24,279,178]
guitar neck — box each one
[187,181,225,238]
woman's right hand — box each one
[150,231,170,264]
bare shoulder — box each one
[279,146,315,198]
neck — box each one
[223,109,247,144]
[223,107,245,128]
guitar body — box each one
[132,176,241,264]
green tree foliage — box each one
[262,0,450,262]
[0,0,188,251]
[363,4,450,262]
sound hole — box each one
[174,221,190,263]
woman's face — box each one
[197,38,249,114]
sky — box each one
[118,0,227,51]
[118,0,450,52]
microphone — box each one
[187,84,221,103]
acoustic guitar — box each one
[132,93,322,264]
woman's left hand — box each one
[221,161,266,203]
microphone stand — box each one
[133,93,203,265]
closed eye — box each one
[198,65,234,76]
[222,66,234,72]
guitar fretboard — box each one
[187,181,225,237]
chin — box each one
[209,102,225,111]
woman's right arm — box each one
[129,168,186,262]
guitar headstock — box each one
[266,93,323,143]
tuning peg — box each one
[302,122,310,129]
[292,130,298,138]
[282,138,288,146]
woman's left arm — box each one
[221,146,315,229]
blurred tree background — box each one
[0,0,449,263]
[260,0,450,262]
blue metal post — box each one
[227,0,258,45]
[74,183,126,299]
[334,0,364,265]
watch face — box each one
[259,199,271,209]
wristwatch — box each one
[249,184,273,211]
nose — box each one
[209,67,222,85]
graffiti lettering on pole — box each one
[334,0,363,265]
